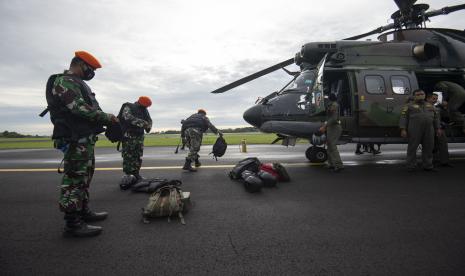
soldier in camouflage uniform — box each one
[400,89,442,172]
[119,96,152,181]
[181,109,222,172]
[319,93,344,172]
[48,51,117,237]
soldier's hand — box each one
[400,129,407,138]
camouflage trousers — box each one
[59,137,96,213]
[185,128,203,162]
[122,135,144,175]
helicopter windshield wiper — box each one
[279,75,299,93]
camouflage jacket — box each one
[121,104,152,131]
[181,113,219,137]
[52,70,112,125]
[399,101,439,130]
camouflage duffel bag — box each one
[141,182,190,225]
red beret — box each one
[138,96,152,107]
[75,51,102,69]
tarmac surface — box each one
[1,144,465,275]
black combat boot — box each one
[134,173,145,182]
[194,158,201,168]
[80,209,108,222]
[63,212,102,238]
[182,158,196,172]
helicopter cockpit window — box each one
[365,75,385,94]
[288,70,316,93]
[391,75,411,95]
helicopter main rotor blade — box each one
[210,58,294,94]
[344,23,396,41]
[425,4,465,18]
[393,0,417,14]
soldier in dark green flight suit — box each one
[48,51,118,237]
[426,93,452,167]
[400,89,442,172]
[120,96,152,181]
[319,93,344,172]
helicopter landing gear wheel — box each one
[306,146,328,163]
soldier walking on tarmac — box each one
[46,51,118,237]
[400,89,442,172]
[180,109,222,172]
[119,96,152,182]
[319,93,344,172]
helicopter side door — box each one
[356,70,417,133]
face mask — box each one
[414,95,425,102]
[81,64,95,81]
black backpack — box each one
[228,157,261,180]
[39,74,85,140]
[105,123,123,143]
[104,104,126,143]
[210,136,227,160]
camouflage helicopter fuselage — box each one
[244,28,465,146]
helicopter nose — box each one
[243,105,263,127]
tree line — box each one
[1,127,259,138]
[0,131,44,138]
[156,127,259,134]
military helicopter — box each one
[211,0,465,163]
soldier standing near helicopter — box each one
[400,89,442,172]
[426,93,452,167]
[319,93,343,172]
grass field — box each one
[0,133,287,149]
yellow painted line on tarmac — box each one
[0,168,60,172]
[0,162,324,173]
[4,157,465,172]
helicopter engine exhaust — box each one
[413,43,439,60]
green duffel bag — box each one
[142,183,190,225]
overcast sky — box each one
[1,0,464,135]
